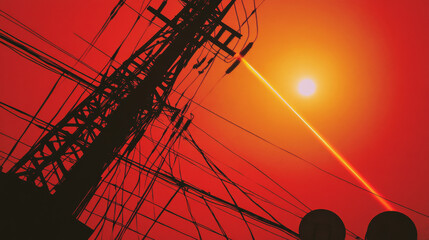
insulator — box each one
[225,42,254,75]
[171,110,179,122]
[239,42,253,57]
[181,102,190,115]
[175,116,184,129]
[182,118,192,132]
[193,57,206,69]
[225,59,240,74]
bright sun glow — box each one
[298,79,316,96]
[240,58,394,211]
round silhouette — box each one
[299,209,346,240]
[365,211,417,240]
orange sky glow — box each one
[0,0,428,239]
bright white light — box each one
[298,79,316,96]
[241,58,394,210]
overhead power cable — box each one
[171,90,429,219]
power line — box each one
[171,90,429,219]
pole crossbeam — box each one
[1,1,295,239]
[9,0,224,200]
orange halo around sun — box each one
[240,57,394,211]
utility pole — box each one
[0,0,241,239]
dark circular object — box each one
[365,211,417,240]
[299,209,346,240]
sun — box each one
[298,78,316,97]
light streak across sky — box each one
[240,58,394,211]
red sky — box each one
[1,0,428,239]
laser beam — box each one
[240,58,393,211]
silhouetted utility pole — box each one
[0,0,241,239]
